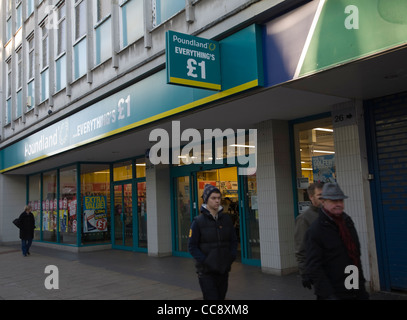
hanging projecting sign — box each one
[166,30,221,91]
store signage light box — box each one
[166,30,221,91]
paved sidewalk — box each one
[0,244,406,300]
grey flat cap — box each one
[319,183,348,200]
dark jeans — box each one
[198,272,229,300]
[21,239,33,256]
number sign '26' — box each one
[166,30,221,91]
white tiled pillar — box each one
[256,119,297,275]
[0,174,26,244]
[332,100,380,291]
[145,164,172,257]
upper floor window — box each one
[94,0,112,65]
[16,48,23,91]
[120,0,144,48]
[27,35,35,81]
[16,49,23,118]
[6,58,12,99]
[73,0,87,79]
[6,58,12,125]
[56,2,67,91]
[96,0,110,22]
[56,2,67,57]
[27,34,35,110]
[74,0,87,41]
[27,0,35,17]
[6,0,13,42]
[153,0,185,27]
[40,20,49,102]
[16,1,23,31]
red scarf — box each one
[326,211,360,267]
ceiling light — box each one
[229,144,256,148]
[313,128,334,132]
[313,150,335,154]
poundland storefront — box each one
[0,25,264,266]
[2,1,407,291]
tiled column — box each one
[145,164,172,257]
[332,100,380,291]
[256,119,297,275]
[0,175,26,244]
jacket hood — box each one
[200,204,224,217]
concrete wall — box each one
[332,100,380,291]
[0,174,26,243]
[256,119,297,275]
[146,164,172,257]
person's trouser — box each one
[198,272,229,300]
[21,239,33,256]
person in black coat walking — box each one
[188,184,238,300]
[304,183,369,300]
[18,205,36,257]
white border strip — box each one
[294,0,326,79]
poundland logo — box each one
[24,121,69,158]
[25,130,58,157]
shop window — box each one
[293,117,335,215]
[28,174,41,241]
[215,130,256,166]
[174,176,190,252]
[80,164,111,245]
[135,158,146,178]
[137,181,147,248]
[113,161,132,181]
[59,166,78,244]
[42,170,57,242]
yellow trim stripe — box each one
[169,77,222,91]
[1,79,259,173]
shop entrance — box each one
[172,166,260,265]
[113,182,133,249]
[112,180,148,251]
[111,159,147,252]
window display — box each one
[42,170,57,242]
[27,158,145,248]
[28,174,41,241]
[81,164,111,245]
[293,117,335,215]
[60,166,77,244]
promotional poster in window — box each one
[83,196,108,233]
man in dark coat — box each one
[18,205,36,257]
[294,182,324,287]
[304,183,369,300]
[188,184,238,300]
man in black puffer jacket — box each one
[188,184,238,300]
